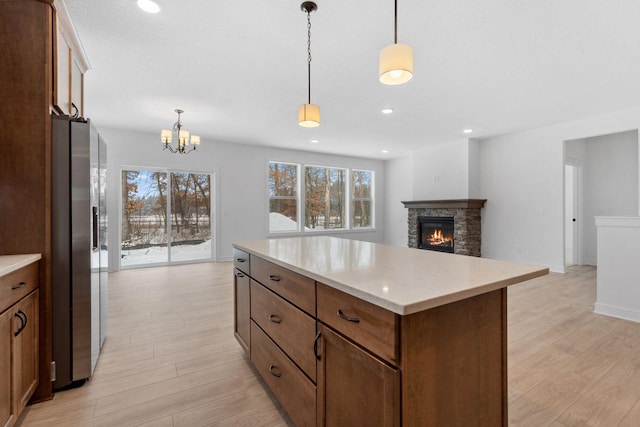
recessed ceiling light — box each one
[381,149,389,153]
[381,108,394,114]
[463,129,473,134]
[310,139,319,143]
[137,0,161,14]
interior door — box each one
[564,164,579,266]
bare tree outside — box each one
[305,166,346,229]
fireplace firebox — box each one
[418,216,454,253]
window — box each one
[352,170,373,228]
[305,166,346,230]
[121,169,212,267]
[269,162,298,233]
[268,161,374,233]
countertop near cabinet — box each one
[0,254,42,277]
[234,236,548,315]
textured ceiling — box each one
[64,0,640,159]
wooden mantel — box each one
[402,199,487,209]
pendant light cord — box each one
[307,9,312,104]
[394,0,398,44]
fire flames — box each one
[428,229,453,246]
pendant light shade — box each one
[379,43,413,85]
[379,0,413,85]
[298,103,320,128]
[298,2,319,127]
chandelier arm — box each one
[163,144,178,154]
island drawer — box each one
[317,282,399,365]
[251,321,316,427]
[250,255,315,316]
[0,261,38,313]
[251,280,317,382]
[233,248,251,275]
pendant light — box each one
[379,0,413,85]
[298,2,320,127]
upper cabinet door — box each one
[54,24,71,115]
[52,0,89,117]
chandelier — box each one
[161,109,201,154]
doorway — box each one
[564,164,579,267]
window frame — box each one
[268,161,301,234]
[267,161,375,235]
[303,164,349,232]
[351,169,375,230]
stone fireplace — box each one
[403,199,486,257]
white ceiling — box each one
[64,0,640,160]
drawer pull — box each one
[235,271,245,278]
[11,281,27,290]
[268,364,282,378]
[268,314,281,324]
[313,331,322,361]
[268,275,281,282]
[337,309,360,323]
[236,258,246,263]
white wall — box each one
[384,138,482,248]
[412,139,472,200]
[385,106,640,272]
[101,127,385,271]
[384,155,413,246]
[595,217,640,323]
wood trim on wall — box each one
[401,199,487,209]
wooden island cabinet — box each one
[233,236,548,426]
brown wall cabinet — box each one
[0,0,91,403]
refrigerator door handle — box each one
[92,206,98,251]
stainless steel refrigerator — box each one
[51,115,108,390]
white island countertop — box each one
[234,236,549,315]
[0,253,41,277]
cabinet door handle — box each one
[313,331,322,361]
[236,258,246,263]
[337,309,360,323]
[268,364,282,378]
[11,281,26,290]
[235,271,245,278]
[18,310,27,330]
[268,314,281,324]
[14,311,26,337]
[268,275,281,282]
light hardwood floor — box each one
[17,263,640,426]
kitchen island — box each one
[233,236,548,426]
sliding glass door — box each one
[170,172,211,262]
[121,169,212,268]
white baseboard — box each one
[594,303,640,324]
